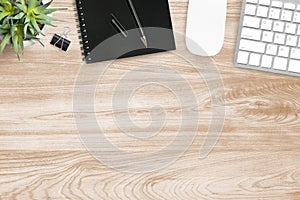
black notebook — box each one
[75,0,176,64]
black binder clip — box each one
[50,27,71,51]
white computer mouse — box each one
[186,0,227,56]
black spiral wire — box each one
[74,0,90,61]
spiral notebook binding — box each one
[75,0,91,61]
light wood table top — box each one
[0,0,299,199]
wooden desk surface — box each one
[0,0,299,199]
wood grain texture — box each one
[0,0,299,199]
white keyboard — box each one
[235,0,300,77]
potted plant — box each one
[0,0,62,59]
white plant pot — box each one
[23,26,47,47]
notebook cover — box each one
[75,0,176,63]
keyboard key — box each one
[286,35,298,47]
[290,48,300,59]
[293,12,300,23]
[281,10,293,21]
[278,46,290,57]
[249,53,262,66]
[297,5,300,11]
[241,28,262,40]
[274,33,286,44]
[269,8,281,19]
[261,55,273,68]
[259,0,270,6]
[237,51,250,64]
[261,19,273,30]
[243,16,261,28]
[247,0,258,3]
[262,31,274,42]
[257,6,269,17]
[289,60,300,73]
[266,44,278,55]
[273,57,288,70]
[284,3,295,10]
[239,39,266,53]
[271,1,283,8]
[297,25,300,35]
[273,21,284,32]
[245,4,257,15]
[285,23,297,34]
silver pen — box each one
[111,14,128,38]
[126,0,148,48]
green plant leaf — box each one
[30,19,41,33]
[28,0,36,9]
[28,26,34,35]
[0,33,11,52]
[0,11,10,21]
[36,19,54,26]
[10,12,25,20]
[0,23,9,29]
[19,35,24,53]
[12,34,19,54]
[15,2,27,13]
[23,22,29,38]
[24,15,30,22]
[30,36,44,47]
[0,29,7,34]
[9,25,16,38]
[36,13,59,22]
[38,0,53,9]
